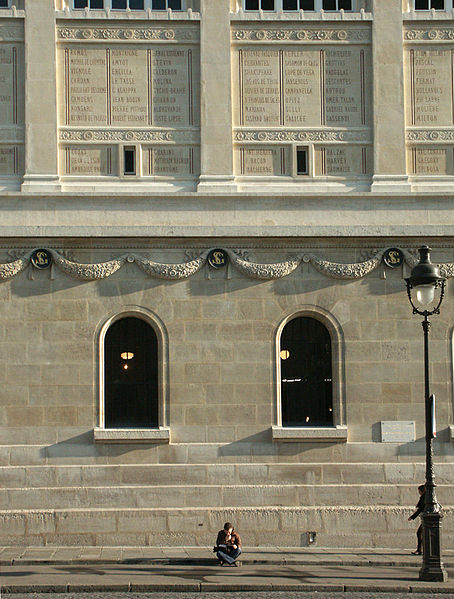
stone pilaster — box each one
[370,0,410,192]
[21,0,60,191]
[197,0,236,192]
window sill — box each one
[94,427,170,444]
[230,10,372,21]
[272,425,347,442]
[56,9,200,20]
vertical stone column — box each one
[197,0,236,191]
[21,0,60,191]
[370,0,411,191]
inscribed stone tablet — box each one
[0,145,21,175]
[143,146,198,176]
[235,49,281,126]
[110,48,148,126]
[235,147,287,176]
[381,421,415,443]
[324,47,370,127]
[0,44,23,126]
[62,146,115,176]
[315,145,370,176]
[151,48,198,127]
[61,47,108,126]
[408,147,452,175]
[283,49,321,126]
[405,48,452,126]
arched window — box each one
[280,316,333,427]
[104,316,159,428]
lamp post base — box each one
[419,512,448,582]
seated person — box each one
[214,521,242,566]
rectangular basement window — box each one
[124,147,136,176]
[296,147,308,176]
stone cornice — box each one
[57,23,199,43]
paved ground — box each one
[1,547,453,594]
[2,594,453,599]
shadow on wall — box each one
[371,423,454,455]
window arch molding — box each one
[94,306,170,443]
[273,305,347,442]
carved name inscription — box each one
[144,146,197,176]
[0,146,20,175]
[235,147,287,176]
[234,46,370,128]
[60,45,199,127]
[407,48,453,126]
[315,145,370,176]
[409,147,452,175]
[63,146,115,176]
[0,44,22,126]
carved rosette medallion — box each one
[232,26,371,44]
[234,130,371,143]
[57,25,199,43]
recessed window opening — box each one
[74,0,103,8]
[296,147,308,175]
[0,0,10,7]
[124,147,136,175]
[280,316,333,427]
[244,0,353,9]
[105,317,159,429]
[414,0,444,8]
[73,0,182,8]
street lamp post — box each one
[405,245,448,583]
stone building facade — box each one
[1,0,454,548]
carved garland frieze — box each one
[407,130,454,143]
[59,129,200,143]
[234,130,371,143]
[57,26,199,42]
[232,27,371,43]
[404,28,454,42]
[0,248,446,283]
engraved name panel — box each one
[323,48,369,127]
[283,50,320,126]
[0,44,23,127]
[143,146,199,176]
[62,47,108,126]
[406,48,453,126]
[110,49,148,126]
[408,147,453,175]
[235,146,288,176]
[315,145,370,176]
[0,145,22,175]
[62,146,116,176]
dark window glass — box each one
[91,0,104,6]
[283,0,298,9]
[415,0,428,7]
[296,148,308,175]
[112,0,127,8]
[105,317,159,429]
[322,0,336,9]
[301,0,315,8]
[0,0,8,6]
[168,0,182,8]
[74,0,88,7]
[432,0,444,8]
[124,147,136,175]
[338,0,351,8]
[280,317,333,427]
[261,0,275,9]
[152,0,166,7]
[245,0,260,8]
[129,0,144,8]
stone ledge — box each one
[450,425,454,442]
[272,425,348,443]
[93,427,170,444]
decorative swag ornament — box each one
[0,247,439,283]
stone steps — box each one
[1,506,454,548]
[1,461,453,487]
[1,483,453,510]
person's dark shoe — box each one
[412,550,422,555]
